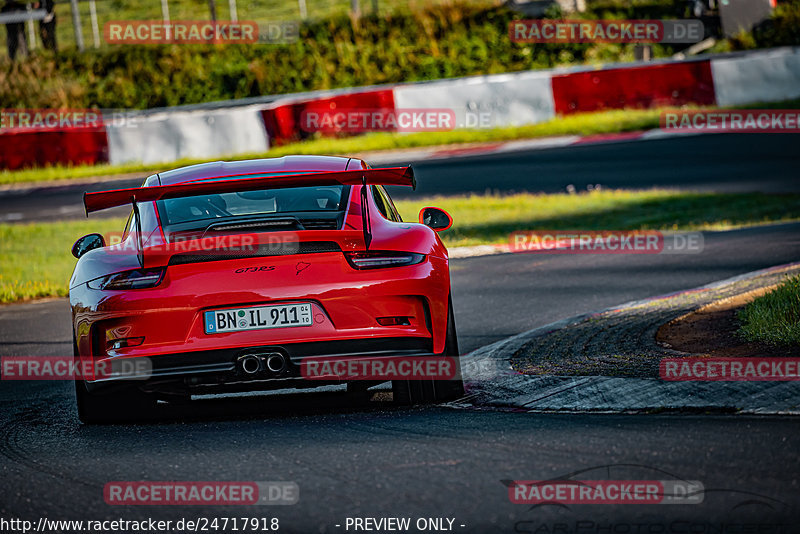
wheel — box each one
[75,379,156,424]
[393,298,464,405]
[433,299,465,401]
[345,381,374,403]
[73,334,155,424]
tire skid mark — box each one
[0,397,100,490]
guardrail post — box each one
[69,0,84,51]
[229,0,238,22]
[161,0,170,24]
[89,0,100,48]
[25,3,36,50]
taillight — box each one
[344,252,425,269]
[87,268,165,290]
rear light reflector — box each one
[107,337,145,350]
[376,316,412,326]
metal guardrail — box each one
[0,9,46,24]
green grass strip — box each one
[3,189,800,303]
[738,275,800,346]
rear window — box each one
[156,186,347,225]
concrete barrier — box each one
[393,70,555,129]
[711,47,800,107]
[105,105,269,165]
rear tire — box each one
[75,379,156,424]
[73,335,155,424]
[393,298,464,405]
[345,381,374,403]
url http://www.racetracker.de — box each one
[0,517,282,533]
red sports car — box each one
[69,156,463,423]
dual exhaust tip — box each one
[237,352,287,377]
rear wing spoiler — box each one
[83,166,416,264]
[83,166,416,214]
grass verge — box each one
[3,189,800,304]
[0,217,126,303]
[0,108,665,186]
[738,275,800,346]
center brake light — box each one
[344,252,425,269]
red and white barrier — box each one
[0,129,108,171]
[2,47,799,170]
[551,59,716,114]
[261,89,395,145]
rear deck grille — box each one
[168,241,342,266]
[208,219,299,232]
[299,219,339,230]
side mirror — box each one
[419,207,453,232]
[71,233,105,259]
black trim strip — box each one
[167,241,342,266]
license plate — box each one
[204,303,313,334]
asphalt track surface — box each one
[1,133,799,223]
[1,136,799,530]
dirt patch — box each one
[656,285,798,357]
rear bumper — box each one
[72,253,451,370]
[84,336,436,395]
